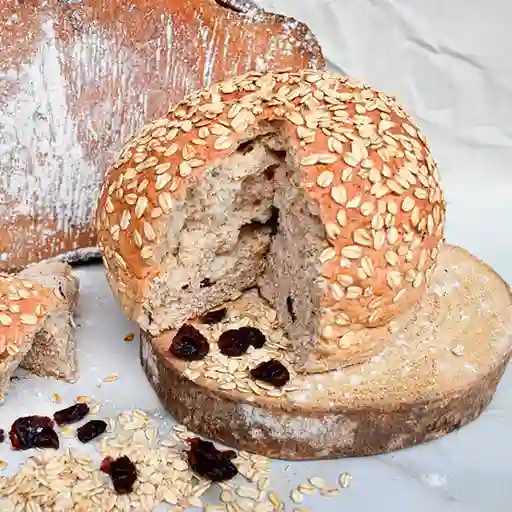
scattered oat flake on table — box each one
[0,408,272,510]
[103,375,119,382]
[339,471,353,488]
[298,483,316,494]
[124,333,135,342]
[75,395,90,403]
[290,488,303,503]
[268,490,283,508]
[89,401,101,414]
[257,475,269,491]
[0,461,7,471]
[59,426,75,437]
[236,485,259,500]
[52,393,62,403]
[321,486,339,497]
[309,476,327,489]
[220,489,234,503]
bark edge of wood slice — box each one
[140,244,512,460]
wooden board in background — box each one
[0,0,324,270]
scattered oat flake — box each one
[298,483,316,494]
[0,461,7,470]
[187,496,203,508]
[309,476,327,489]
[236,486,259,499]
[90,401,101,414]
[339,471,352,488]
[268,491,283,508]
[52,393,62,403]
[0,408,271,510]
[220,490,234,503]
[103,375,119,382]
[321,486,339,497]
[290,488,303,503]
[451,344,465,356]
[60,426,74,437]
[75,395,90,403]
[124,333,135,342]
[257,475,269,491]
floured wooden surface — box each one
[0,0,323,270]
[140,245,512,458]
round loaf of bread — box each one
[97,68,445,372]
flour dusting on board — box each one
[237,402,357,453]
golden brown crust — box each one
[0,0,323,271]
[139,245,512,459]
[0,274,62,402]
[98,68,445,365]
[0,276,57,356]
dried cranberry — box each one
[217,329,251,357]
[77,420,107,443]
[200,308,227,325]
[101,455,137,494]
[250,359,290,387]
[187,438,238,482]
[100,456,113,473]
[170,324,209,361]
[9,416,59,450]
[238,326,267,349]
[53,403,90,426]
[200,278,214,288]
[0,429,4,443]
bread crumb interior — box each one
[144,131,327,354]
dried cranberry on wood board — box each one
[170,324,210,361]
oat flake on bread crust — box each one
[0,275,58,402]
[97,68,446,372]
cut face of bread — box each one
[17,262,79,382]
[143,134,327,368]
[97,69,446,372]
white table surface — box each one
[0,261,510,512]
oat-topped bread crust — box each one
[97,68,445,371]
[0,275,59,403]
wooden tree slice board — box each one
[0,0,323,270]
[140,244,512,460]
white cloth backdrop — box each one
[257,0,512,284]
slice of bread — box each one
[0,273,62,404]
[17,261,80,383]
